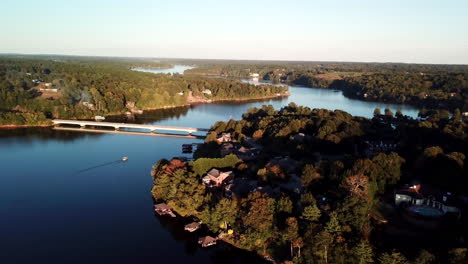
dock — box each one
[154,203,176,217]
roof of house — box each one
[198,236,217,244]
[238,146,250,153]
[185,222,201,229]
[207,168,221,177]
[155,203,171,211]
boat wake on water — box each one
[76,157,128,174]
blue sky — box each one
[1,0,467,64]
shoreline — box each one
[0,124,52,129]
[185,73,442,110]
[110,92,290,113]
[0,93,290,129]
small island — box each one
[151,103,467,263]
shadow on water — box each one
[76,159,125,174]
[154,211,268,264]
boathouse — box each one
[184,222,201,232]
[154,203,176,217]
[198,236,217,247]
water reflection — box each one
[0,127,103,145]
[0,66,422,264]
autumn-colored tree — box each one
[301,164,321,188]
[253,129,264,140]
[284,217,299,259]
[242,192,276,233]
[341,174,370,199]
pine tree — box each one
[354,241,374,264]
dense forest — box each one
[0,56,286,126]
[152,104,467,263]
[182,60,468,111]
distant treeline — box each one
[182,61,468,111]
[0,56,286,126]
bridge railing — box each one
[52,119,209,135]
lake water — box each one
[132,65,194,75]
[0,66,420,264]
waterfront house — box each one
[198,236,217,247]
[250,73,260,82]
[184,222,201,232]
[154,203,176,217]
[202,168,233,187]
[217,132,232,143]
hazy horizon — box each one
[3,52,468,66]
[1,0,467,64]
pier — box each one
[52,119,209,137]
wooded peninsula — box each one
[152,103,467,263]
[0,56,287,126]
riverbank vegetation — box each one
[182,60,468,111]
[0,55,287,126]
[151,103,467,263]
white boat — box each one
[122,157,128,162]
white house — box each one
[202,89,212,95]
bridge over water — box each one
[52,119,209,137]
